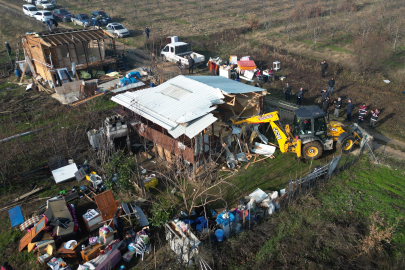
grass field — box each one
[204,157,405,269]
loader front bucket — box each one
[350,123,374,150]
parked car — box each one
[23,4,39,17]
[161,40,205,65]
[71,14,94,27]
[105,23,130,38]
[23,0,34,4]
[53,9,73,22]
[33,10,53,22]
[91,11,112,25]
[35,0,55,10]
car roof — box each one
[109,23,122,26]
[38,10,51,13]
[23,4,36,7]
[294,105,326,119]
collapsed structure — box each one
[21,28,118,87]
[111,75,267,172]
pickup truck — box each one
[71,14,94,27]
[161,42,205,66]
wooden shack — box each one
[21,28,118,86]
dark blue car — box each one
[91,11,112,25]
[53,9,73,22]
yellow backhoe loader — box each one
[231,105,371,159]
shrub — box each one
[149,197,177,228]
[248,17,259,30]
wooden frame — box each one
[19,216,46,252]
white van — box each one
[23,4,39,17]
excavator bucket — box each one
[350,123,373,150]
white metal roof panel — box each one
[111,75,224,139]
[185,76,265,94]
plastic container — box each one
[235,223,242,234]
[14,69,21,77]
[222,223,230,239]
[215,229,224,242]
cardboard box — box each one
[47,198,72,221]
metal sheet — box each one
[132,204,149,227]
[112,75,224,139]
[185,75,265,94]
[51,163,78,183]
[8,205,24,228]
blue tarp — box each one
[8,205,24,228]
[120,77,131,86]
[216,211,235,226]
[129,77,137,83]
[128,71,141,78]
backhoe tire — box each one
[336,135,355,154]
[302,141,323,160]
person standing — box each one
[358,103,367,125]
[296,87,304,106]
[145,27,150,39]
[5,42,11,56]
[327,77,335,96]
[370,109,380,129]
[94,15,101,29]
[333,97,342,118]
[45,18,53,32]
[320,60,328,78]
[346,99,354,122]
[322,96,330,113]
[113,207,124,240]
[121,53,128,70]
[320,89,327,108]
[284,82,291,101]
[188,56,195,74]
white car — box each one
[33,10,54,22]
[105,23,130,38]
[35,0,55,9]
[23,0,34,3]
[23,4,39,17]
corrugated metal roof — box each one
[29,29,111,46]
[186,76,265,94]
[111,75,224,139]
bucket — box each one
[139,234,149,245]
[215,229,224,242]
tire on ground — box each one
[302,141,323,160]
[336,135,355,154]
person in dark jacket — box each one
[296,87,304,106]
[333,97,342,117]
[370,109,380,129]
[145,27,150,38]
[94,15,101,29]
[322,96,330,113]
[346,99,354,121]
[284,82,291,101]
[327,77,335,96]
[320,89,327,108]
[358,103,367,125]
[5,42,11,56]
[320,60,328,78]
[113,207,124,240]
[188,56,195,74]
[1,262,14,270]
[50,18,58,28]
[121,53,128,70]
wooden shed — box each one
[21,28,118,86]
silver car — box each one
[106,23,130,38]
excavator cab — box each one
[292,106,334,159]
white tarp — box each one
[250,142,276,157]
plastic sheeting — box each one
[216,211,235,226]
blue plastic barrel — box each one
[150,83,155,87]
[215,229,224,242]
[14,69,21,77]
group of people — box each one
[283,82,304,106]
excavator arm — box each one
[231,111,301,158]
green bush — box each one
[149,198,177,228]
[104,150,136,194]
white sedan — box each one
[33,10,54,22]
[23,4,39,17]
